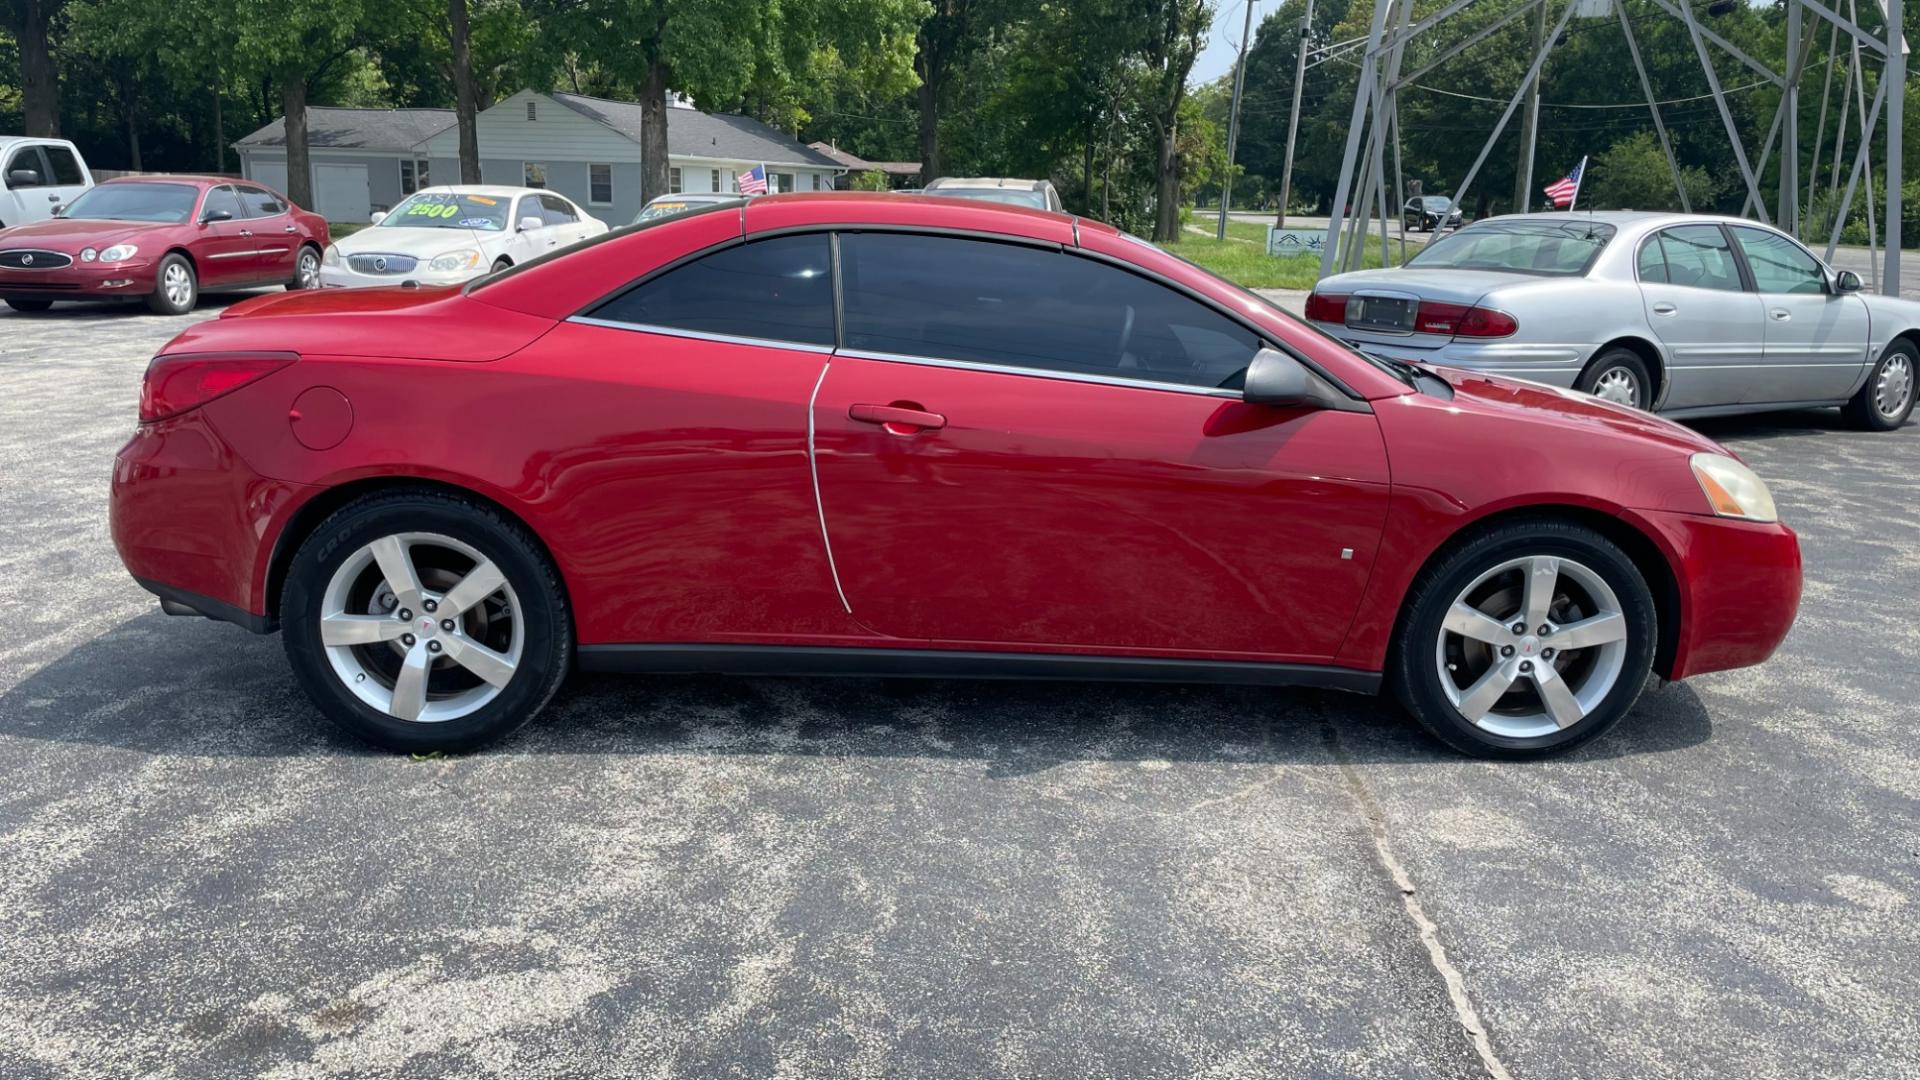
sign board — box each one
[1266,227,1327,258]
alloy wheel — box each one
[296,250,320,289]
[1876,353,1914,420]
[1591,367,1640,408]
[162,263,193,308]
[318,531,522,723]
[1434,555,1630,739]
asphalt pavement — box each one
[1,296,1916,1078]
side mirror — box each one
[369,211,387,225]
[1242,347,1341,409]
[1834,269,1863,293]
[200,208,233,223]
[7,169,40,187]
[50,204,64,217]
[518,216,544,232]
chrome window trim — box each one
[834,346,1244,399]
[567,315,836,354]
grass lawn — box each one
[327,222,370,241]
[1163,233,1406,290]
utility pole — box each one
[1511,0,1546,214]
[1218,0,1259,239]
[1884,0,1903,295]
[1276,0,1314,229]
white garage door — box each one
[314,164,370,223]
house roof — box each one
[552,93,843,169]
[235,107,454,152]
[807,143,919,176]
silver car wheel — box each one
[319,531,523,724]
[1434,555,1629,740]
[1592,366,1640,408]
[162,263,193,308]
[296,249,320,289]
[1875,353,1914,419]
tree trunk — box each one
[640,60,671,202]
[449,0,483,184]
[1151,123,1180,243]
[16,0,62,137]
[123,86,142,170]
[916,72,941,186]
[282,73,313,210]
[212,90,225,174]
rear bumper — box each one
[0,259,157,298]
[1626,508,1802,681]
[1307,319,1595,384]
[111,410,318,631]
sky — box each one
[1191,0,1266,87]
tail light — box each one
[1412,302,1518,338]
[1304,292,1347,322]
[139,352,296,423]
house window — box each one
[774,172,795,194]
[524,162,547,189]
[400,158,430,195]
[589,163,614,205]
[669,167,682,194]
[723,169,737,193]
[527,100,537,121]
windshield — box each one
[380,192,511,231]
[60,183,198,223]
[932,188,1047,208]
[1407,219,1615,276]
[1422,197,1454,210]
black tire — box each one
[490,257,512,273]
[1841,338,1917,431]
[1576,347,1654,411]
[144,253,197,315]
[5,298,52,313]
[287,244,322,291]
[1390,518,1658,759]
[281,489,573,753]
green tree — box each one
[1139,0,1213,241]
[6,0,62,135]
[1586,130,1718,211]
[231,0,368,209]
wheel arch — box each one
[1387,503,1683,680]
[1588,335,1667,408]
[262,475,572,630]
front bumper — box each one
[0,259,157,299]
[317,262,480,289]
[1625,508,1802,681]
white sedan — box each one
[318,185,607,288]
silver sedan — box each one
[1306,211,1916,430]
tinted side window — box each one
[237,185,287,217]
[42,146,85,185]
[514,196,544,227]
[6,147,47,187]
[1656,226,1743,291]
[840,233,1259,389]
[539,194,577,223]
[1636,237,1668,284]
[1731,226,1825,294]
[201,185,245,221]
[592,234,834,347]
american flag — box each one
[738,165,768,195]
[1543,157,1586,210]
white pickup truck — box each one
[0,137,95,228]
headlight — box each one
[322,245,340,266]
[98,244,139,262]
[80,247,98,262]
[428,249,482,273]
[1690,452,1778,522]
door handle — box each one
[282,225,297,233]
[238,228,253,238]
[47,193,60,201]
[849,402,946,432]
[1651,302,1678,316]
[1769,308,1791,321]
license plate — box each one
[1346,295,1415,332]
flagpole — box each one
[1567,155,1589,211]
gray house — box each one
[236,89,845,224]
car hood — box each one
[0,218,176,251]
[334,226,506,259]
[1313,268,1545,308]
[1432,364,1725,457]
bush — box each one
[849,170,891,192]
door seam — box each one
[807,359,855,615]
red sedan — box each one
[0,175,328,315]
[109,194,1802,757]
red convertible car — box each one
[110,194,1802,757]
[0,175,328,314]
